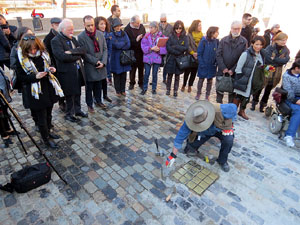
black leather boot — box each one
[250,101,258,111]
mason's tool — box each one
[166,185,176,202]
[155,138,165,157]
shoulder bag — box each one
[120,50,136,65]
[216,73,233,93]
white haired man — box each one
[158,13,173,84]
[216,21,247,104]
[124,15,146,90]
[51,19,88,122]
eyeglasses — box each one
[160,21,167,23]
[23,36,36,41]
[175,27,183,30]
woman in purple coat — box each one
[140,21,167,95]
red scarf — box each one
[85,28,100,53]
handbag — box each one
[120,50,136,66]
[216,73,233,93]
[0,163,52,193]
[175,55,191,70]
[11,71,22,90]
[189,55,198,68]
[272,87,288,104]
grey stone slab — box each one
[231,202,247,213]
[282,189,299,202]
[204,207,220,222]
[247,211,265,225]
[124,207,139,222]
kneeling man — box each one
[166,101,237,172]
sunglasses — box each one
[175,27,183,30]
[160,21,167,23]
[23,36,36,41]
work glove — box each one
[165,152,177,167]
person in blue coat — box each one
[110,18,131,97]
[195,26,219,100]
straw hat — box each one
[185,100,215,132]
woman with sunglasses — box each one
[165,20,189,97]
[15,34,64,149]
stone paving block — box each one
[174,216,186,225]
[95,214,111,225]
[215,205,228,217]
[226,191,241,202]
[175,197,192,211]
[204,207,221,223]
[79,210,95,225]
[282,189,299,202]
[84,181,98,194]
[124,207,139,222]
[141,179,153,190]
[230,202,247,213]
[188,208,206,222]
[118,169,129,178]
[132,202,145,214]
[9,207,24,222]
[220,219,232,225]
[4,194,17,207]
[247,211,265,225]
[101,185,117,200]
[108,179,119,189]
[124,166,135,175]
[108,209,124,224]
[86,201,101,215]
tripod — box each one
[0,92,67,184]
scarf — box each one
[85,28,100,53]
[17,48,64,99]
[192,31,203,46]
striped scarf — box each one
[17,48,64,99]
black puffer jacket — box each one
[234,47,265,92]
[165,32,189,75]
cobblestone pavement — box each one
[1,71,300,225]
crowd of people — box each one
[0,6,299,168]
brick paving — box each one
[0,71,300,225]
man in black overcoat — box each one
[51,18,87,122]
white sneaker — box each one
[284,136,295,147]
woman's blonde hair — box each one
[18,34,45,58]
[273,32,288,41]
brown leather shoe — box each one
[121,92,126,96]
[238,110,249,120]
[181,86,185,92]
[116,93,121,97]
[88,106,95,113]
[188,86,192,92]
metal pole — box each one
[95,0,98,17]
[63,0,67,18]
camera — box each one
[0,24,9,30]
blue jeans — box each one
[187,132,234,164]
[286,100,300,137]
[143,63,159,91]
